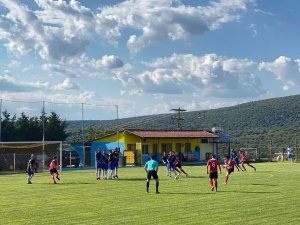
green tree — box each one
[44,112,70,141]
[1,110,17,141]
[15,113,41,141]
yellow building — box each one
[92,129,231,166]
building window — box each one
[176,143,181,152]
[201,139,208,144]
[142,145,149,154]
[127,144,135,150]
[184,143,191,152]
[153,144,158,154]
[162,143,172,152]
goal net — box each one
[239,148,258,161]
[0,141,62,173]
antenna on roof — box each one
[171,107,187,130]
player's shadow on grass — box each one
[118,178,149,181]
[159,192,212,195]
[40,182,94,185]
[251,183,278,186]
[221,190,280,194]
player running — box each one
[239,150,256,171]
[231,149,244,172]
[174,153,188,177]
[168,151,179,179]
[49,156,60,184]
[223,156,234,185]
[144,155,160,194]
[162,152,170,176]
[26,154,35,184]
[206,154,221,192]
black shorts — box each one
[228,168,234,175]
[209,172,218,179]
[50,168,58,174]
[242,160,249,164]
[175,163,182,168]
[147,170,158,180]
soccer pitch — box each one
[1,163,300,225]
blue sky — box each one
[0,0,299,120]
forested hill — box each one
[67,94,300,151]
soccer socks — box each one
[56,172,60,180]
[156,181,159,192]
[146,181,150,192]
[215,180,218,191]
[225,175,229,184]
[27,176,32,184]
[52,175,56,184]
[209,179,213,188]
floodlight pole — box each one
[0,99,2,142]
[81,103,85,167]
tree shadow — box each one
[251,183,278,186]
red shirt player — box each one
[223,156,234,184]
[206,154,221,191]
[239,150,256,171]
[49,156,60,184]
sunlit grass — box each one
[1,162,300,225]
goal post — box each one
[0,141,62,173]
[239,147,258,161]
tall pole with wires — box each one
[0,99,2,142]
[81,103,85,167]
[116,104,119,149]
[171,107,187,130]
[42,101,45,169]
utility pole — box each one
[81,103,85,167]
[116,104,119,149]
[42,101,45,169]
[171,107,187,130]
[0,99,2,142]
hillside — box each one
[67,94,300,156]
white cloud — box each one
[0,0,252,60]
[0,73,50,92]
[109,0,251,54]
[118,53,262,98]
[259,56,300,91]
[92,55,124,69]
[52,78,80,91]
[248,23,257,38]
[8,60,20,68]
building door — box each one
[124,151,135,165]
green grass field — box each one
[1,163,300,225]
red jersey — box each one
[207,159,220,173]
[49,159,57,170]
[240,152,248,161]
[228,159,234,170]
[174,154,180,165]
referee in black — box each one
[144,156,159,193]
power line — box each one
[171,107,187,130]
